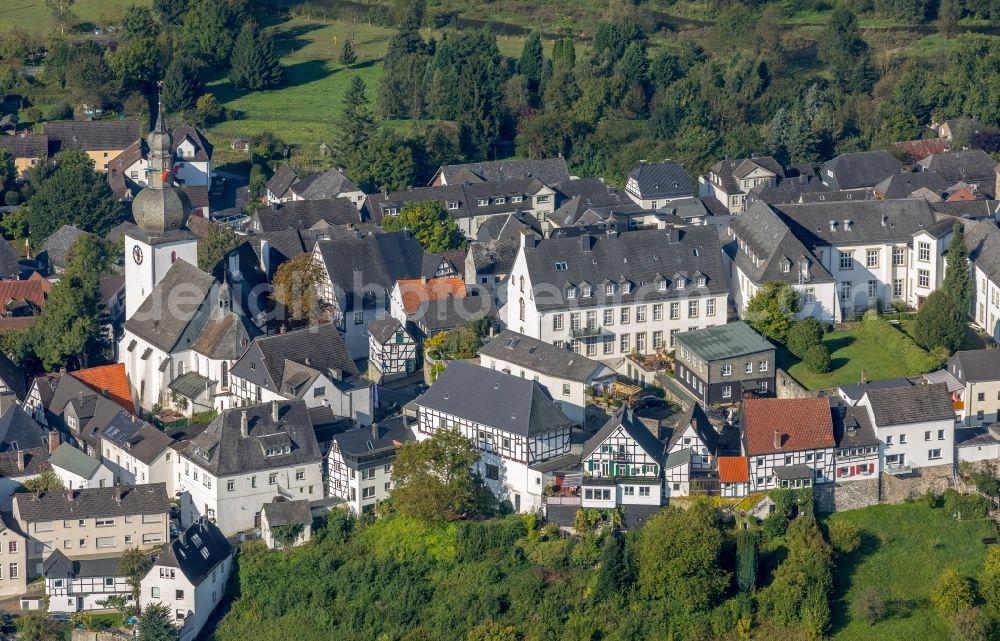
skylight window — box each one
[554,262,568,271]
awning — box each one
[168,371,216,399]
[773,464,813,481]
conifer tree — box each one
[340,39,357,67]
[162,56,202,113]
[229,21,283,91]
[944,222,973,316]
[336,76,375,161]
[518,33,543,95]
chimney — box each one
[48,431,59,455]
[66,489,74,502]
[113,487,122,503]
[420,276,428,285]
[240,410,249,437]
[580,235,593,252]
[16,450,24,472]
[519,229,537,249]
[773,431,783,449]
[271,400,279,422]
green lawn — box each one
[778,325,918,391]
[826,502,997,641]
[0,0,149,32]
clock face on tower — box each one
[132,245,143,265]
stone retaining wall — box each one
[775,368,812,399]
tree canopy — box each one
[229,20,284,91]
[745,281,802,344]
[271,252,330,327]
[380,201,466,253]
[914,289,966,353]
[198,222,240,273]
[23,151,121,244]
[943,222,973,316]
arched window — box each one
[171,251,177,264]
[519,298,525,322]
[519,276,524,293]
[221,361,229,389]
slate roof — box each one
[475,211,542,243]
[742,398,836,455]
[182,400,321,477]
[69,364,134,415]
[479,330,614,383]
[522,226,727,312]
[747,171,830,206]
[773,199,937,246]
[289,167,360,200]
[583,409,665,466]
[707,156,784,194]
[172,123,213,162]
[44,120,140,152]
[47,442,101,479]
[190,311,260,360]
[367,316,406,345]
[262,499,312,526]
[123,259,216,352]
[838,377,912,403]
[469,240,519,277]
[101,412,173,465]
[0,446,48,478]
[830,399,881,449]
[40,225,92,271]
[0,237,19,280]
[332,415,415,467]
[266,164,300,198]
[723,202,834,285]
[415,361,576,437]
[365,180,551,225]
[43,549,122,579]
[314,231,439,295]
[0,351,25,401]
[156,517,232,586]
[821,150,903,190]
[0,134,47,159]
[229,323,359,399]
[863,382,954,426]
[676,321,774,362]
[253,198,361,232]
[666,402,720,454]
[14,483,169,523]
[416,291,496,335]
[918,150,997,193]
[0,405,46,452]
[436,158,569,185]
[627,161,695,199]
[873,172,950,199]
[965,220,1000,283]
[950,349,1000,383]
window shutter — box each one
[587,460,593,472]
[868,463,874,474]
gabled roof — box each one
[708,156,784,194]
[415,361,576,437]
[666,402,719,454]
[838,377,912,403]
[892,138,950,164]
[289,167,360,200]
[0,236,21,280]
[475,211,542,244]
[395,278,466,315]
[436,158,569,185]
[155,517,232,586]
[124,259,216,352]
[724,202,833,285]
[229,323,358,398]
[918,149,997,190]
[40,225,91,270]
[862,382,954,427]
[522,226,728,312]
[262,498,312,526]
[774,199,937,246]
[44,120,140,152]
[0,134,48,159]
[675,321,773,362]
[0,350,25,400]
[742,398,835,455]
[950,349,1000,383]
[965,220,1000,283]
[873,172,949,199]
[332,415,415,465]
[478,330,613,383]
[69,364,134,415]
[830,398,881,449]
[367,316,406,345]
[314,231,439,294]
[172,123,213,162]
[0,405,46,452]
[821,150,903,190]
[583,409,664,466]
[266,164,300,198]
[253,198,361,232]
[190,311,260,360]
[101,412,173,465]
[0,273,52,312]
[182,400,321,477]
[627,161,695,199]
[14,483,169,523]
[48,442,101,479]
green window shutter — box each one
[611,462,617,476]
[587,459,593,472]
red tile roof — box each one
[0,272,52,310]
[0,317,37,332]
[69,363,135,414]
[743,398,835,455]
[718,456,749,483]
[397,278,466,314]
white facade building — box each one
[857,383,956,472]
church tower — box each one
[124,99,198,320]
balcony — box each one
[885,463,912,475]
[570,325,608,339]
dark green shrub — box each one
[787,317,825,357]
[803,343,831,373]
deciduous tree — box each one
[271,252,330,327]
[24,151,121,244]
[198,222,239,273]
[745,281,802,344]
[380,200,465,253]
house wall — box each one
[368,332,418,382]
[729,259,840,324]
[959,378,1000,427]
[47,575,130,613]
[51,463,113,491]
[327,447,395,514]
[833,445,881,482]
[260,513,312,549]
[479,355,607,426]
[973,266,1000,341]
[177,457,323,534]
[0,528,28,597]
[119,332,171,413]
[747,447,835,492]
[141,556,231,641]
[229,372,373,426]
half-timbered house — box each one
[43,550,131,613]
[328,416,415,514]
[743,398,836,491]
[412,361,575,512]
[367,318,419,383]
[579,409,665,508]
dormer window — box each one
[494,197,505,205]
[477,198,488,206]
[606,284,615,296]
[657,280,666,291]
[622,283,631,294]
[567,288,577,299]
[697,276,706,287]
[582,286,592,297]
[781,261,791,273]
[676,279,685,290]
[447,201,459,210]
[511,195,523,203]
[554,262,568,271]
[385,207,398,216]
